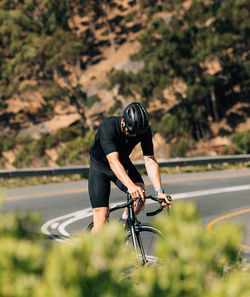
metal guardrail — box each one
[0,154,250,178]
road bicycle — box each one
[88,193,172,266]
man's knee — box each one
[93,207,109,224]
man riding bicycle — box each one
[88,102,172,233]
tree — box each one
[107,0,250,141]
[0,0,95,131]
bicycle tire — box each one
[124,224,163,265]
[87,221,94,230]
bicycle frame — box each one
[126,195,151,265]
[88,193,171,265]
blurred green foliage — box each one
[0,190,46,297]
[133,203,248,297]
[56,137,87,166]
[169,139,193,158]
[232,129,250,154]
[0,125,96,167]
[0,191,250,297]
[86,94,100,108]
[36,224,135,297]
[56,129,96,166]
[220,129,250,155]
[109,97,123,115]
[13,142,49,168]
[0,135,16,153]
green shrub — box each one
[83,129,96,148]
[16,136,33,146]
[107,69,131,87]
[170,139,192,157]
[155,113,185,141]
[0,197,46,297]
[232,129,250,154]
[0,157,6,167]
[134,202,245,297]
[56,137,86,166]
[219,145,242,155]
[86,94,100,108]
[0,196,249,297]
[43,84,69,102]
[43,124,83,149]
[11,125,91,168]
[36,224,134,297]
[13,143,38,168]
[109,97,122,115]
[56,130,96,166]
[13,142,50,168]
[0,135,16,153]
[107,69,134,97]
[204,271,250,297]
[220,130,250,155]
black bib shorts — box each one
[88,157,144,208]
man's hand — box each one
[157,191,172,208]
[127,184,145,201]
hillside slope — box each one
[0,0,249,169]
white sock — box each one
[122,212,128,220]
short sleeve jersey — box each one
[89,116,154,167]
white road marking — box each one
[41,208,92,236]
[41,184,250,240]
[172,184,250,199]
[51,222,60,229]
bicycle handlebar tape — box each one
[146,206,164,217]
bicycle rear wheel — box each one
[124,224,163,266]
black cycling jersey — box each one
[89,116,154,167]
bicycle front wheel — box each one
[124,224,163,265]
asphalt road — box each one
[2,168,250,261]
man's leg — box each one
[92,207,109,233]
[88,161,111,233]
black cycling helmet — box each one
[123,102,149,134]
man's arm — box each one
[144,155,172,206]
[106,152,145,200]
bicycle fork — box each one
[127,204,147,266]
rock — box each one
[18,123,51,140]
[42,114,81,133]
[115,60,144,74]
[2,150,16,164]
[18,113,81,139]
[84,81,104,97]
